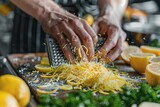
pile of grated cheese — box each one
[40,62,127,94]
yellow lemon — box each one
[130,53,155,74]
[121,46,142,64]
[0,91,19,107]
[140,45,160,56]
[149,56,160,63]
[35,64,53,72]
[139,102,160,107]
[83,14,94,26]
[145,63,160,86]
[40,57,50,65]
[0,4,12,16]
[0,75,30,107]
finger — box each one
[60,22,88,61]
[99,27,106,36]
[53,29,76,63]
[98,21,109,35]
[122,31,127,41]
[74,24,95,61]
[92,21,99,35]
[98,26,119,57]
[83,20,98,46]
[105,36,124,61]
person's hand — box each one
[93,14,126,62]
[40,11,97,63]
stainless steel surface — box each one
[46,36,105,66]
[46,38,68,66]
[15,57,145,97]
[0,56,17,75]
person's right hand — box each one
[40,11,97,63]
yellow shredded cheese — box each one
[38,62,127,93]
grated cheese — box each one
[37,62,127,94]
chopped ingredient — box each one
[38,83,160,107]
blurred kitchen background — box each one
[0,0,160,56]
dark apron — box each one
[10,0,98,53]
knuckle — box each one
[84,36,92,43]
[93,35,98,41]
[111,40,116,47]
[110,25,119,32]
[81,19,87,24]
[71,19,81,26]
[71,35,78,43]
[60,21,66,26]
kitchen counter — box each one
[0,53,146,107]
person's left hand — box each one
[93,14,126,62]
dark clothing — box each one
[10,0,98,53]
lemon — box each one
[40,57,50,65]
[149,56,160,63]
[0,4,12,16]
[139,102,160,107]
[0,75,30,107]
[35,64,53,72]
[0,91,19,107]
[145,63,160,86]
[121,46,142,64]
[140,45,160,56]
[130,53,155,74]
[83,14,94,26]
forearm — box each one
[98,0,128,20]
[10,0,64,21]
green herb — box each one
[150,39,160,48]
[38,83,160,107]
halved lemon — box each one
[40,57,50,65]
[35,64,53,72]
[0,91,20,107]
[140,45,160,56]
[121,46,142,64]
[149,56,160,63]
[139,102,160,107]
[130,53,155,74]
[145,63,160,86]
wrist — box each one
[99,4,114,17]
[36,1,65,22]
[99,6,122,24]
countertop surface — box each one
[0,53,146,107]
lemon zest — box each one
[60,85,73,90]
[38,62,127,94]
[37,87,59,94]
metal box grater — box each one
[45,35,106,67]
